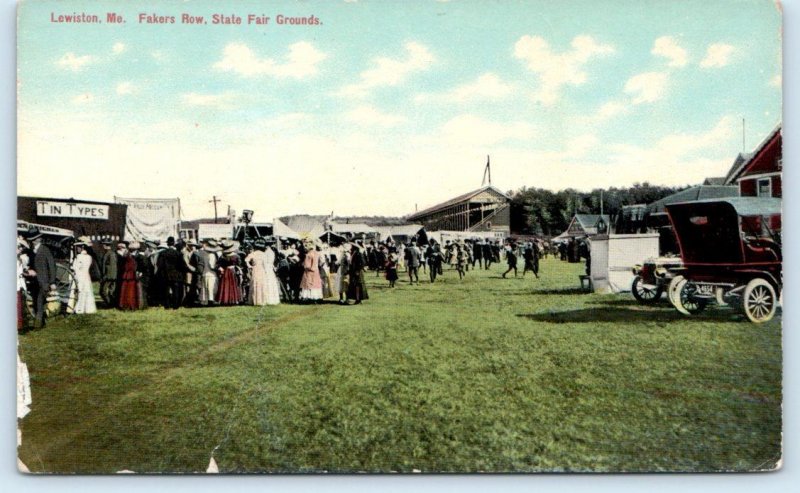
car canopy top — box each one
[666,198,781,265]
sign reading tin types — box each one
[36,200,109,220]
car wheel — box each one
[632,275,663,304]
[674,278,707,316]
[743,278,777,323]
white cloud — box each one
[345,105,406,127]
[116,82,136,95]
[415,73,514,103]
[71,93,94,104]
[214,42,327,79]
[609,116,736,166]
[514,35,614,105]
[439,114,535,146]
[700,43,735,68]
[113,42,126,54]
[597,100,628,119]
[624,71,668,104]
[651,36,688,67]
[57,52,93,71]
[338,42,435,97]
[181,92,238,109]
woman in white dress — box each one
[263,240,281,305]
[246,238,281,306]
[72,241,97,314]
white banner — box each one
[36,200,109,220]
[198,223,234,240]
[114,197,180,241]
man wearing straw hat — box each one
[27,228,56,328]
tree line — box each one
[508,183,688,237]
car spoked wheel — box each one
[632,276,663,304]
[743,278,777,323]
[674,279,707,316]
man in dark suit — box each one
[28,229,57,328]
[472,239,484,269]
[99,239,117,307]
[156,236,186,309]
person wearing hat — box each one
[99,239,118,307]
[118,241,143,310]
[193,239,220,306]
[71,240,97,314]
[298,239,323,302]
[27,228,56,328]
[217,240,242,305]
[181,240,198,306]
[346,241,369,304]
[17,237,31,330]
[245,237,281,306]
[156,236,186,309]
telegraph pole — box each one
[209,195,221,223]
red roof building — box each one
[724,125,782,198]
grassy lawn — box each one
[17,258,782,473]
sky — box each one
[16,0,782,220]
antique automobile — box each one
[664,198,781,323]
[630,256,683,304]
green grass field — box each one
[17,258,782,473]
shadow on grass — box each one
[586,298,671,307]
[530,287,588,296]
[517,307,732,324]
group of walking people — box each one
[359,236,545,286]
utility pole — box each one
[742,118,746,152]
[209,195,221,224]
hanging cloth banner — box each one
[114,197,180,241]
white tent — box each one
[272,217,301,240]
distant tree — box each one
[509,183,688,236]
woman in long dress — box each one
[246,239,281,306]
[299,240,323,302]
[336,244,350,304]
[245,241,268,306]
[317,246,332,299]
[263,241,281,305]
[72,242,97,314]
[118,242,142,310]
[347,244,369,304]
[217,242,242,305]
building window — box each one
[757,178,772,197]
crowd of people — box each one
[16,228,551,329]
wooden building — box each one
[17,196,127,243]
[406,185,511,235]
[724,125,782,198]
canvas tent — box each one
[273,217,300,240]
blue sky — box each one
[17,0,782,219]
